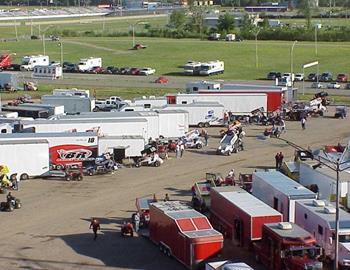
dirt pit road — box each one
[0,108,349,270]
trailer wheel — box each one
[20,173,29,181]
[198,122,204,128]
[204,122,209,128]
[10,174,17,181]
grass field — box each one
[1,37,350,80]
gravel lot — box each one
[0,107,349,270]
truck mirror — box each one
[329,237,333,245]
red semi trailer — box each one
[210,186,282,247]
[0,54,12,70]
[149,201,223,269]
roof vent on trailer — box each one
[324,206,336,214]
[278,222,293,230]
[313,200,326,207]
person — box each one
[175,143,180,159]
[11,173,19,191]
[89,218,101,241]
[278,152,284,169]
[164,193,170,201]
[134,212,140,232]
[275,153,280,170]
[280,119,286,133]
[228,169,235,178]
[152,193,158,202]
[180,143,185,158]
[301,117,306,130]
[6,192,15,203]
[223,111,229,125]
[201,128,209,146]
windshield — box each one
[339,234,350,243]
[184,66,196,70]
[22,60,29,65]
[222,135,234,145]
[286,247,320,259]
[201,65,210,71]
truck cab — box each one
[254,222,322,270]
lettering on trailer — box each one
[57,148,93,161]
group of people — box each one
[175,142,185,158]
[275,152,284,170]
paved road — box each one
[19,72,350,96]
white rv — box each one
[20,55,49,71]
[183,61,202,75]
[33,65,62,80]
[199,60,224,76]
[78,57,102,72]
[295,199,350,267]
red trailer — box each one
[149,201,223,269]
[210,186,282,247]
[0,54,12,70]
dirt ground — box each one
[0,107,349,270]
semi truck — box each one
[295,199,350,267]
[161,102,225,127]
[20,55,49,71]
[0,132,98,170]
[210,186,282,247]
[252,171,317,222]
[0,139,49,179]
[167,93,267,119]
[253,222,323,270]
[149,201,224,269]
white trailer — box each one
[0,139,49,179]
[78,57,102,72]
[156,110,189,138]
[51,111,160,140]
[161,102,225,127]
[98,135,145,159]
[53,88,90,98]
[20,55,49,71]
[299,161,350,204]
[18,103,65,117]
[295,199,350,267]
[186,81,221,92]
[32,65,62,80]
[41,95,95,114]
[21,118,149,138]
[170,93,267,115]
[132,96,167,108]
[0,72,19,90]
[252,171,317,222]
[199,60,224,76]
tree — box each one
[217,13,235,33]
[169,10,187,30]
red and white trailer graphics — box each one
[210,186,282,247]
[184,81,296,112]
[0,132,98,169]
[149,201,223,269]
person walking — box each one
[301,117,306,130]
[278,152,284,170]
[180,143,185,158]
[164,193,170,201]
[201,128,209,146]
[134,212,140,232]
[175,143,180,158]
[275,153,279,170]
[89,218,101,241]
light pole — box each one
[131,21,148,48]
[251,28,261,69]
[315,23,321,56]
[290,40,298,87]
[58,41,63,78]
[279,138,350,270]
[41,25,53,55]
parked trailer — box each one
[18,103,65,117]
[53,88,90,97]
[199,61,224,76]
[98,135,145,162]
[156,110,189,138]
[20,55,49,71]
[0,139,49,179]
[161,102,225,127]
[0,132,98,170]
[21,118,149,138]
[185,81,296,112]
[132,96,167,108]
[41,95,95,114]
[52,111,160,140]
[210,186,282,247]
[299,161,350,204]
[252,171,317,222]
[295,199,350,267]
[149,201,224,269]
[183,61,202,75]
[167,93,267,118]
[0,72,19,90]
[78,57,102,72]
[33,65,62,80]
[2,105,49,119]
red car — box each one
[129,67,140,75]
[337,73,348,82]
[88,66,105,74]
[155,76,169,84]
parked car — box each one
[337,73,348,82]
[63,63,79,73]
[294,73,304,81]
[307,73,318,81]
[105,66,119,74]
[345,83,350,89]
[88,66,105,74]
[319,72,333,82]
[6,64,21,71]
[129,67,140,75]
[311,82,323,89]
[155,76,168,84]
[139,67,155,76]
[267,71,281,80]
[327,82,341,89]
[119,67,131,75]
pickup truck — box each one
[94,98,128,112]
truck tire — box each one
[10,174,17,181]
[20,173,29,180]
[204,122,209,128]
[198,122,204,128]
